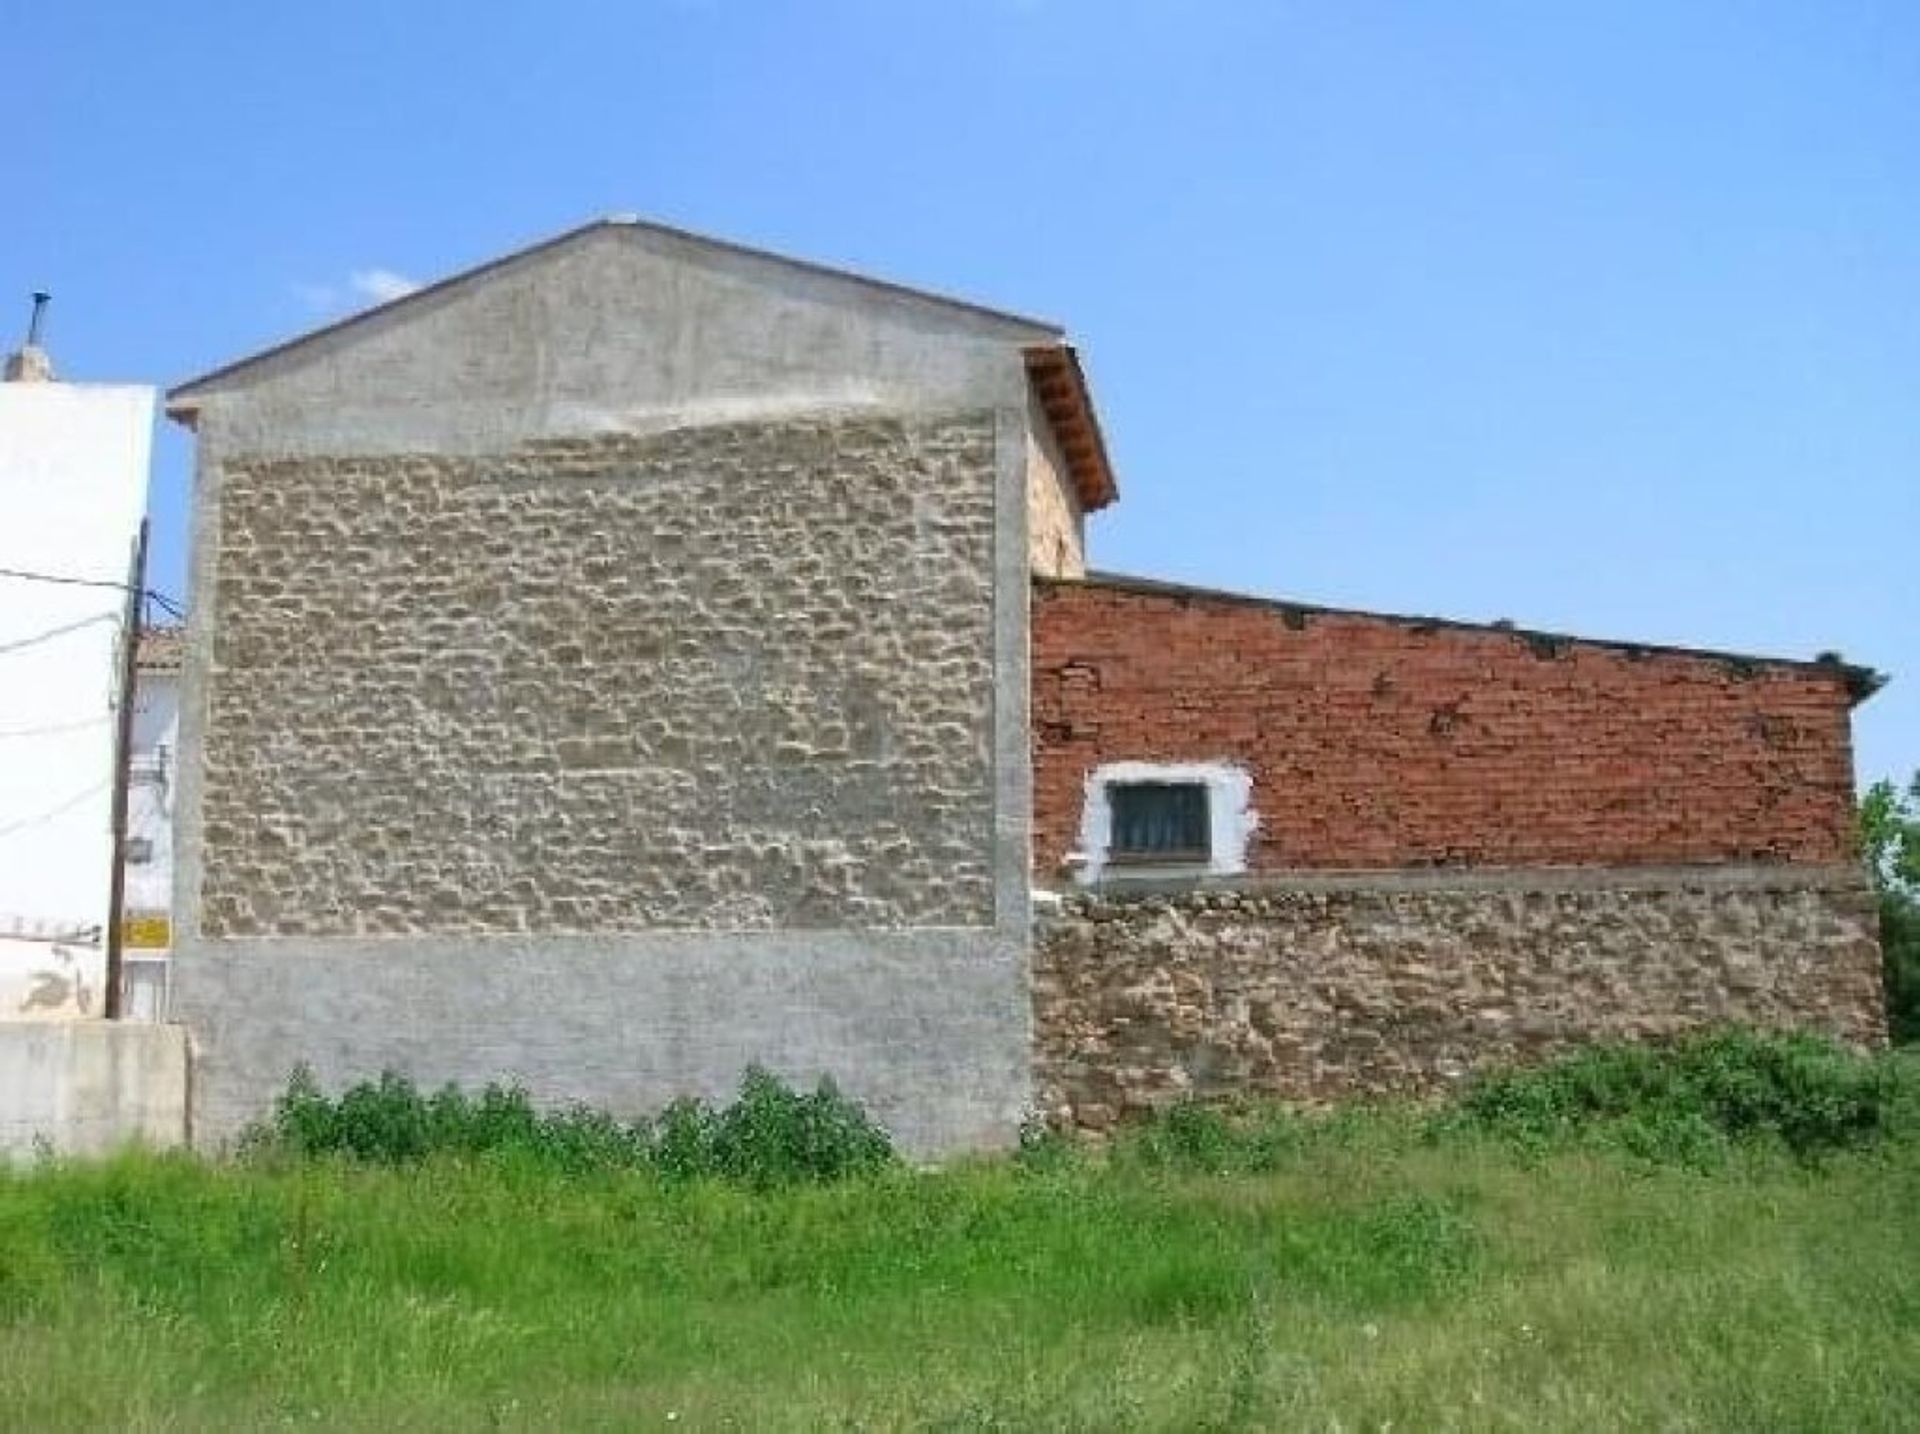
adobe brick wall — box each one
[1034,577,1863,876]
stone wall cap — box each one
[1042,862,1876,901]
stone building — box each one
[164,216,1885,1153]
[166,217,1113,1153]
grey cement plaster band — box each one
[176,929,1030,1158]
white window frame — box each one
[1072,760,1257,884]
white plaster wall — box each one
[0,383,154,1018]
[1073,760,1259,884]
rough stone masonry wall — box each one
[1025,392,1084,579]
[1034,578,1862,874]
[1033,873,1887,1130]
[201,411,997,936]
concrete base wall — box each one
[1033,866,1886,1132]
[0,1021,189,1159]
[175,930,1031,1158]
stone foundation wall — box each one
[1032,869,1886,1131]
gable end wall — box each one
[169,234,1041,1157]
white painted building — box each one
[0,336,155,1020]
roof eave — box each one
[1843,667,1889,707]
[1047,571,1885,701]
[1025,344,1119,513]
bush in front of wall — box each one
[1065,1028,1914,1175]
[1444,1028,1907,1163]
[254,1062,896,1186]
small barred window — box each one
[1108,782,1210,863]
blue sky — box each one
[9,1,1915,785]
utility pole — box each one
[102,519,147,1020]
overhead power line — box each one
[0,564,185,621]
[0,563,148,596]
[0,779,110,842]
[0,610,118,657]
[0,713,111,740]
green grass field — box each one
[2,1050,1917,1431]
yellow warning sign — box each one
[121,914,171,950]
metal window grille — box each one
[1108,782,1210,862]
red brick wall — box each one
[1033,578,1862,875]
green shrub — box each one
[1447,1028,1907,1162]
[649,1096,719,1182]
[1859,772,1920,1044]
[705,1066,896,1188]
[1106,1097,1323,1176]
[254,1064,895,1186]
[1880,890,1920,1046]
[1122,1100,1241,1173]
[263,1067,652,1172]
[1012,1115,1079,1174]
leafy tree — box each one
[1859,772,1920,1043]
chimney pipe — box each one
[4,291,55,382]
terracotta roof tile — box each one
[136,625,185,673]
